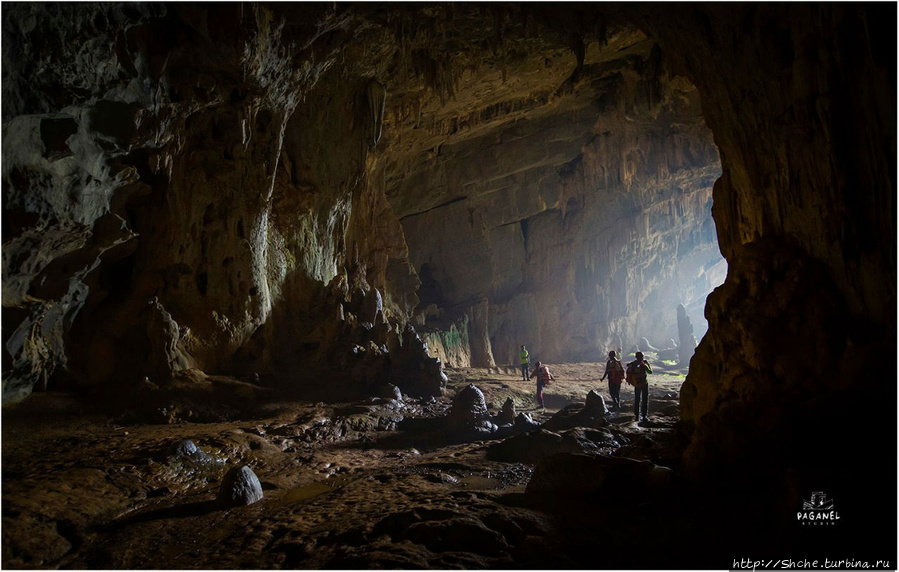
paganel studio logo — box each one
[797,491,840,526]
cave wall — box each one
[1,4,432,401]
[627,4,896,496]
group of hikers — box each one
[518,344,653,423]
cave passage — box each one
[391,23,725,370]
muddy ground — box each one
[2,359,732,570]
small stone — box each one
[218,465,263,506]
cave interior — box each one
[1,3,896,569]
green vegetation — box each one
[440,315,469,351]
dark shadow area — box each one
[102,499,222,530]
[540,392,578,410]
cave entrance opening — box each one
[369,15,732,372]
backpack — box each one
[626,361,648,387]
[535,365,552,385]
[608,360,624,384]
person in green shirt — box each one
[519,345,530,380]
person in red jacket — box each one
[600,350,625,411]
[530,361,555,409]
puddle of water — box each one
[281,475,354,502]
[458,476,502,490]
[283,482,331,502]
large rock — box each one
[486,429,564,463]
[559,427,621,455]
[169,439,211,463]
[525,452,672,503]
[217,465,263,507]
[446,384,494,433]
[487,426,620,464]
[514,412,539,430]
[584,390,609,415]
[359,288,383,325]
[541,396,608,433]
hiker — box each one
[600,350,625,411]
[626,351,653,423]
[530,360,555,409]
[519,345,530,380]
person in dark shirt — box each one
[600,350,625,411]
[626,351,653,423]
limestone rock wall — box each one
[1,4,426,401]
[629,4,896,485]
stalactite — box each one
[365,79,386,147]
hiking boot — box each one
[641,416,648,423]
[634,416,639,422]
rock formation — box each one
[526,452,672,502]
[626,5,896,498]
[676,303,696,365]
[446,383,495,433]
[495,396,516,426]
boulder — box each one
[584,390,608,415]
[541,400,607,433]
[217,465,264,506]
[658,347,679,361]
[487,425,623,464]
[447,384,491,431]
[514,412,539,429]
[559,427,621,455]
[375,383,403,401]
[169,439,212,463]
[486,429,564,463]
[526,452,672,503]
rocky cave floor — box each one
[2,361,736,570]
